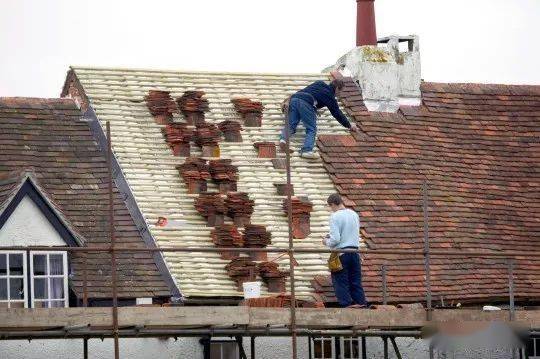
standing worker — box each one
[323,193,367,308]
[279,77,358,159]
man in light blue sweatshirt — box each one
[322,194,367,308]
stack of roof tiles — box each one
[243,224,272,261]
[162,123,193,156]
[218,120,243,142]
[253,141,277,158]
[176,90,209,125]
[225,257,259,290]
[258,261,288,293]
[283,197,314,239]
[317,78,540,304]
[194,123,221,157]
[176,157,210,193]
[195,192,226,226]
[144,90,177,124]
[209,159,238,193]
[231,98,265,127]
[211,224,244,259]
[225,192,255,226]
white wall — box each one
[0,195,66,246]
[0,336,517,358]
[0,337,431,359]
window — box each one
[341,337,360,359]
[0,251,27,308]
[528,338,540,358]
[209,340,239,359]
[30,251,68,308]
[312,337,335,359]
[0,250,68,308]
[311,337,362,359]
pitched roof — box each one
[318,80,540,304]
[0,97,173,299]
[65,66,352,299]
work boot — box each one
[279,140,293,154]
[300,151,319,160]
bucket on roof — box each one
[242,281,261,299]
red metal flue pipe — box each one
[356,0,377,46]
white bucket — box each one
[242,281,261,299]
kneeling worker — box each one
[322,193,367,308]
[280,78,358,159]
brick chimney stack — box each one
[356,0,377,46]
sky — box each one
[0,0,538,98]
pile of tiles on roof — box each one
[258,261,288,293]
[211,224,244,260]
[225,192,255,227]
[218,120,243,142]
[176,90,209,125]
[243,224,272,261]
[193,123,221,156]
[310,275,337,304]
[144,90,177,124]
[225,257,259,290]
[209,159,238,193]
[231,98,265,127]
[283,197,313,239]
[162,123,193,156]
[253,141,277,158]
[176,157,210,193]
[195,192,227,226]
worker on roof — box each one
[279,77,358,159]
[323,193,367,308]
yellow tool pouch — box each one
[328,252,343,273]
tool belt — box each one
[328,252,342,272]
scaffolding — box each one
[0,121,538,359]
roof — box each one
[64,66,352,299]
[318,80,540,304]
[0,97,173,299]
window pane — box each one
[0,278,6,300]
[210,343,222,358]
[9,278,24,300]
[0,254,6,275]
[49,255,64,275]
[9,254,23,275]
[50,278,64,299]
[33,255,47,275]
[323,339,332,357]
[34,278,48,299]
[221,343,237,359]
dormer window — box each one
[0,176,80,308]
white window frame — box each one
[0,251,28,308]
[29,251,68,308]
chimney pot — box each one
[356,0,377,46]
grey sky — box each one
[1,0,538,97]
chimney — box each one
[324,2,421,112]
[356,0,377,46]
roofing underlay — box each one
[67,67,353,299]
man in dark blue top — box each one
[279,78,358,159]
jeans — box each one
[331,253,367,307]
[280,97,317,153]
